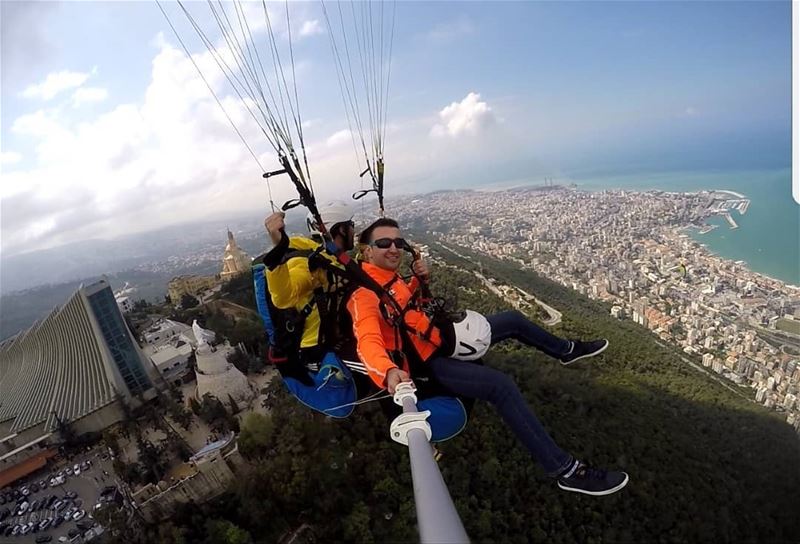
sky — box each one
[0,1,792,258]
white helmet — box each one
[449,310,492,361]
[307,200,355,235]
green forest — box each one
[111,244,800,544]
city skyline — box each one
[393,186,800,430]
[1,1,793,259]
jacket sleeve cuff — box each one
[262,231,290,270]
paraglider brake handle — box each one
[281,198,304,211]
[263,168,287,179]
[352,188,376,200]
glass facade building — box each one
[87,285,152,396]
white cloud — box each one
[21,69,94,100]
[0,151,23,165]
[11,109,65,138]
[72,87,108,106]
[1,37,511,261]
[326,129,352,147]
[1,42,293,255]
[431,92,496,138]
[684,106,698,116]
[299,19,323,38]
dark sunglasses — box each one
[369,237,408,250]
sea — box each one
[571,168,799,286]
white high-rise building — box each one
[0,280,158,482]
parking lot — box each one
[0,451,117,544]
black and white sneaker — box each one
[557,461,629,496]
[559,339,609,365]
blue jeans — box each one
[426,311,574,476]
[487,310,571,358]
[428,355,573,476]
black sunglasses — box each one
[369,237,408,250]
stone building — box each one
[167,275,218,305]
[220,229,251,281]
[132,432,244,522]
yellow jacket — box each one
[265,236,342,349]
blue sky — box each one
[0,1,792,256]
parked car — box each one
[36,535,53,543]
[52,516,65,528]
[39,518,52,531]
[72,510,86,521]
[72,464,81,475]
[64,468,73,476]
[64,491,78,500]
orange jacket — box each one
[346,262,443,389]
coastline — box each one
[675,224,799,291]
[452,168,798,286]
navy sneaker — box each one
[557,462,629,496]
[559,339,609,365]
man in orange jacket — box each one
[347,217,629,496]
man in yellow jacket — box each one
[261,200,366,376]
